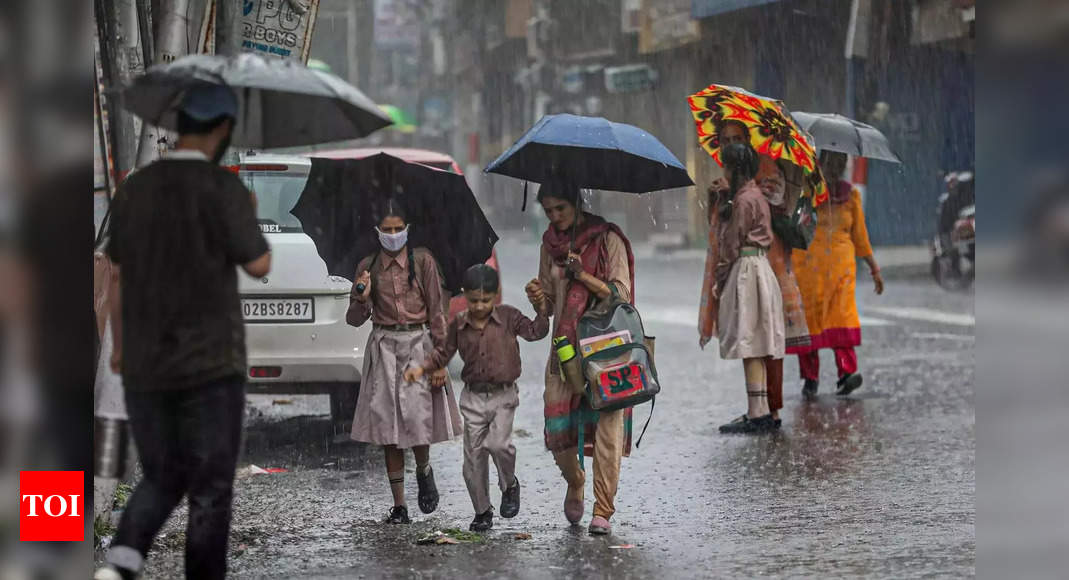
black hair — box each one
[176,111,232,136]
[376,198,408,224]
[722,142,760,194]
[536,181,583,210]
[373,198,416,288]
[462,264,500,294]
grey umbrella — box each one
[792,112,901,163]
[118,53,392,149]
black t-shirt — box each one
[106,155,268,391]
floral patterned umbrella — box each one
[687,83,827,204]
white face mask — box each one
[376,226,409,252]
[760,177,786,208]
[764,188,786,208]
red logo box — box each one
[19,471,84,541]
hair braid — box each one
[406,244,416,288]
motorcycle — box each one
[931,172,975,290]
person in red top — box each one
[347,201,462,524]
[406,264,549,532]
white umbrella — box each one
[792,112,901,163]
[118,53,392,149]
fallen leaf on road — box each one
[609,544,635,549]
[272,399,293,405]
[514,533,532,540]
[513,428,532,438]
[264,468,288,473]
[416,529,485,545]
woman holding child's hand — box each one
[532,181,636,536]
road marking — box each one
[864,306,975,327]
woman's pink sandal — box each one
[588,516,611,535]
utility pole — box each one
[134,0,193,167]
[214,0,237,56]
[95,0,150,179]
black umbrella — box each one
[119,53,392,148]
[290,153,498,295]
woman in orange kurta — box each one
[793,151,884,397]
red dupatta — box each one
[542,212,635,347]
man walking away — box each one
[96,84,270,580]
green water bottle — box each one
[554,336,576,362]
[553,336,586,395]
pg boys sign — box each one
[198,0,321,64]
[240,0,320,62]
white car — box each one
[236,153,366,428]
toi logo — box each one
[19,471,84,541]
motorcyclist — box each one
[936,171,974,275]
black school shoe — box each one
[386,505,411,524]
[719,414,776,434]
[500,477,521,518]
[723,413,781,431]
[835,373,864,396]
[416,466,439,514]
[470,508,494,532]
[802,379,819,400]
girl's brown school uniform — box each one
[347,247,461,447]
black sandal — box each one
[416,466,439,514]
[835,373,863,396]
[719,414,776,434]
[386,505,411,524]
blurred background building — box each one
[96,0,975,245]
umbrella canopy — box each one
[791,112,901,163]
[379,105,417,133]
[119,53,392,149]
[290,153,497,294]
[687,83,826,203]
[484,114,693,193]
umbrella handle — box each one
[522,181,528,212]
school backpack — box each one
[772,190,817,250]
[576,286,659,446]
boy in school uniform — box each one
[405,264,549,531]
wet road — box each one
[143,237,975,578]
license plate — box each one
[242,297,314,322]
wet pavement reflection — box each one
[142,239,974,578]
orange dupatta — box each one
[698,203,720,340]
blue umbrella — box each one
[484,114,694,195]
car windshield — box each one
[240,170,309,234]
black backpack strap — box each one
[635,397,654,449]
